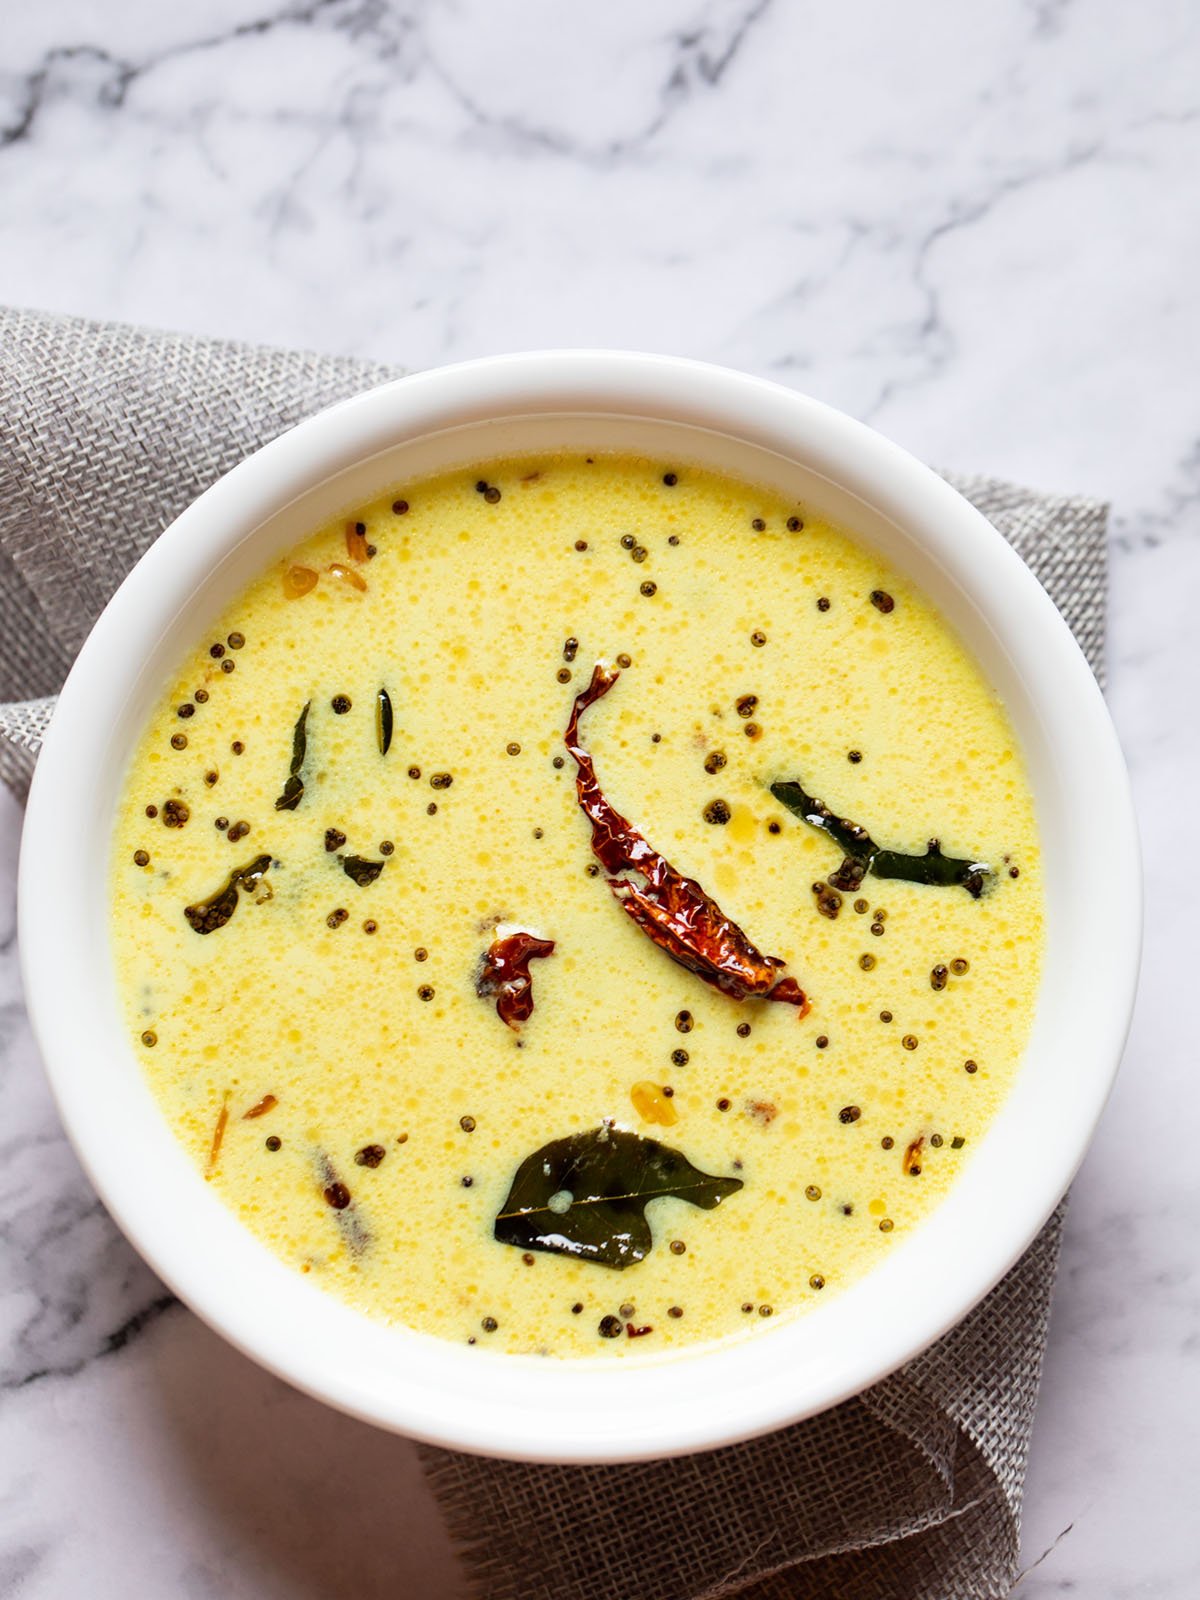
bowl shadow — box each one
[147,1303,464,1599]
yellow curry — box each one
[110,454,1042,1356]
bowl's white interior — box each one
[19,355,1140,1462]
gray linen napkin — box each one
[0,306,1108,1600]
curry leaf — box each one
[274,701,310,811]
[342,855,385,887]
[770,778,992,898]
[494,1126,743,1270]
[376,688,393,755]
[184,855,272,934]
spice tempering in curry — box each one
[110,454,1043,1356]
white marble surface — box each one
[1,1,1196,1594]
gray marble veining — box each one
[1,1,1197,1594]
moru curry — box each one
[109,454,1043,1356]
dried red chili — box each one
[477,931,556,1030]
[565,665,809,1014]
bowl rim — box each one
[18,350,1142,1463]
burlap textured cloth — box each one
[0,306,1108,1600]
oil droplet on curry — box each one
[110,455,1043,1355]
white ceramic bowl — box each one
[18,352,1140,1463]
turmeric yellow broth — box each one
[110,454,1043,1357]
